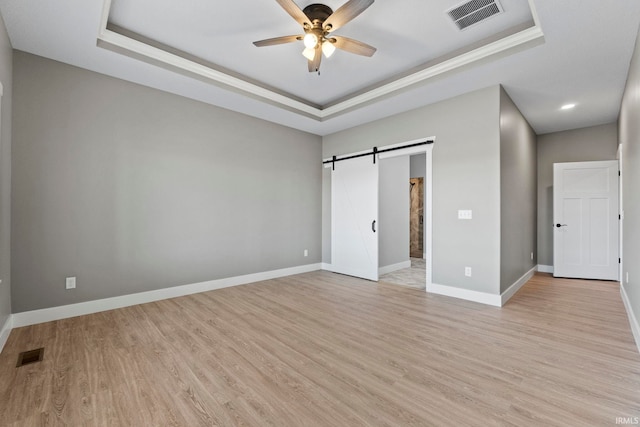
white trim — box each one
[97,29,321,118]
[618,143,624,282]
[620,283,640,355]
[528,0,542,27]
[501,266,536,305]
[97,0,543,120]
[98,0,112,33]
[12,263,321,328]
[425,144,433,290]
[379,260,411,276]
[537,264,554,273]
[321,26,543,118]
[427,282,501,307]
[0,315,12,354]
[321,262,334,272]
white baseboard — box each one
[537,264,554,273]
[501,266,536,306]
[427,282,501,307]
[620,283,640,355]
[11,263,322,329]
[321,262,334,272]
[0,315,12,354]
[379,260,411,275]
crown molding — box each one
[97,0,544,121]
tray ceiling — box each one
[1,0,639,135]
[101,0,540,120]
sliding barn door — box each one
[553,160,619,280]
[331,156,379,281]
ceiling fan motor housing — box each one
[303,4,333,26]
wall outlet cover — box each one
[464,267,472,277]
[65,277,76,290]
[458,210,472,219]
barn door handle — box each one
[372,220,376,233]
[555,223,568,228]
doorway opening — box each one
[379,152,428,289]
[326,138,434,290]
[410,177,424,258]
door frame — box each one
[324,137,434,289]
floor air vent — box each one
[447,0,504,30]
[16,348,44,367]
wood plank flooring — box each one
[379,258,426,289]
[1,272,639,426]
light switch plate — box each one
[458,210,472,219]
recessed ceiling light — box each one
[561,103,576,110]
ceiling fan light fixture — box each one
[303,33,318,49]
[322,40,336,58]
[302,47,316,60]
[253,0,377,73]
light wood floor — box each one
[1,272,639,426]
[380,258,426,289]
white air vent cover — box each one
[447,0,504,30]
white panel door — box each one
[331,155,379,281]
[553,161,619,280]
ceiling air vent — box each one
[447,0,504,30]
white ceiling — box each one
[1,0,639,136]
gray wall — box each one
[619,25,640,341]
[499,87,537,293]
[11,51,322,312]
[410,154,426,179]
[0,14,11,327]
[536,123,618,266]
[323,86,502,294]
[379,155,409,268]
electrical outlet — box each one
[304,249,308,257]
[531,252,534,260]
[65,277,76,290]
[464,267,472,277]
[458,210,472,220]
[626,272,629,284]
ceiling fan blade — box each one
[275,0,310,26]
[324,0,374,32]
[332,36,376,57]
[253,35,301,47]
[308,46,322,72]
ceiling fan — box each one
[253,0,377,73]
